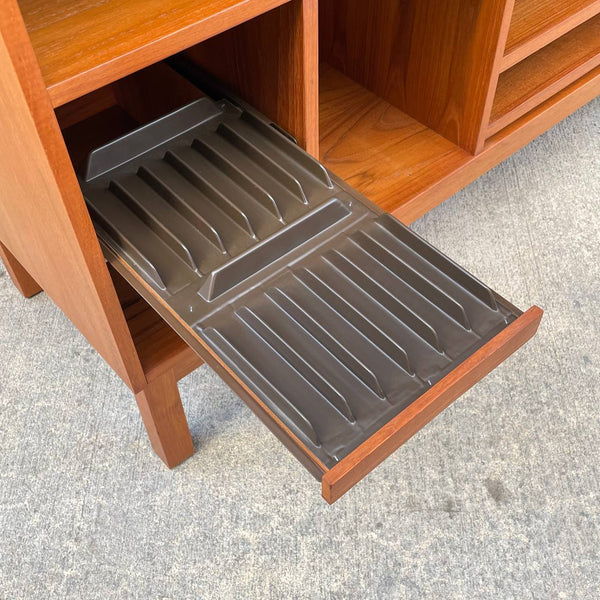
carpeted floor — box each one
[1,98,598,600]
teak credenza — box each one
[1,0,597,502]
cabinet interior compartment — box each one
[314,0,600,220]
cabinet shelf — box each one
[490,14,600,137]
[18,0,289,108]
[503,0,600,70]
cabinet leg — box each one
[0,241,42,298]
[134,369,195,468]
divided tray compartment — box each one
[79,75,542,502]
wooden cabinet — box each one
[0,0,596,501]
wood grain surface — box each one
[185,0,319,156]
[503,0,600,69]
[319,63,600,223]
[19,0,291,107]
[320,0,514,153]
[0,1,146,392]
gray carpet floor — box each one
[1,98,599,600]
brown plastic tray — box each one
[80,73,542,502]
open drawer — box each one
[77,64,542,503]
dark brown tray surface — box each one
[80,96,519,470]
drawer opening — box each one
[64,60,542,501]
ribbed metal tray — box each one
[80,95,519,470]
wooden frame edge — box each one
[42,0,292,108]
[321,305,543,504]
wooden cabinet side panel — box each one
[320,0,412,104]
[0,2,145,391]
[185,0,319,156]
[402,0,514,153]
